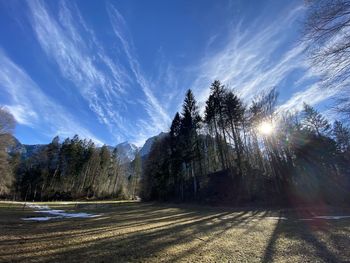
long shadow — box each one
[261,214,283,263]
[7,210,199,244]
[1,204,229,249]
[291,221,343,262]
[37,207,270,262]
[1,211,231,261]
[2,205,268,262]
[0,211,207,255]
[261,210,345,263]
[1,206,205,250]
[167,210,272,263]
[4,203,348,262]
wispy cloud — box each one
[26,0,171,145]
[5,0,339,146]
[191,3,339,115]
[107,4,171,129]
[0,49,103,144]
[277,83,341,113]
[27,0,127,136]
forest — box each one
[0,116,142,201]
[1,79,349,206]
[141,82,350,205]
[139,0,350,206]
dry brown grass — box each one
[0,201,350,262]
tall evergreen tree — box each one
[223,91,245,176]
[180,89,201,199]
[170,112,183,200]
[302,103,331,136]
[210,80,229,168]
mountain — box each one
[8,137,139,163]
[139,132,168,157]
[7,136,45,158]
[8,133,165,162]
[22,144,46,158]
[114,142,139,163]
[7,136,26,155]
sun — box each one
[258,121,274,135]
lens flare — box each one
[258,121,274,135]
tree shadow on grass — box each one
[1,203,275,262]
[261,211,350,263]
[2,203,350,262]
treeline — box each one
[0,119,141,200]
[141,81,350,205]
[14,136,137,200]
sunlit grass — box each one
[0,202,350,262]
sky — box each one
[0,0,340,146]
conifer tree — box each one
[180,89,201,199]
[302,103,331,136]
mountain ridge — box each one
[7,132,167,163]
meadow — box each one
[1,201,350,262]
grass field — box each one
[0,201,350,262]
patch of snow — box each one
[298,215,350,221]
[22,216,60,221]
[266,216,288,220]
[36,209,64,215]
[313,215,350,220]
[25,204,49,210]
[36,210,100,218]
[22,204,100,221]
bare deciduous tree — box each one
[304,0,350,118]
[0,107,16,196]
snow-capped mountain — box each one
[114,141,139,163]
[7,133,167,163]
[139,132,168,157]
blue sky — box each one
[0,0,339,146]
